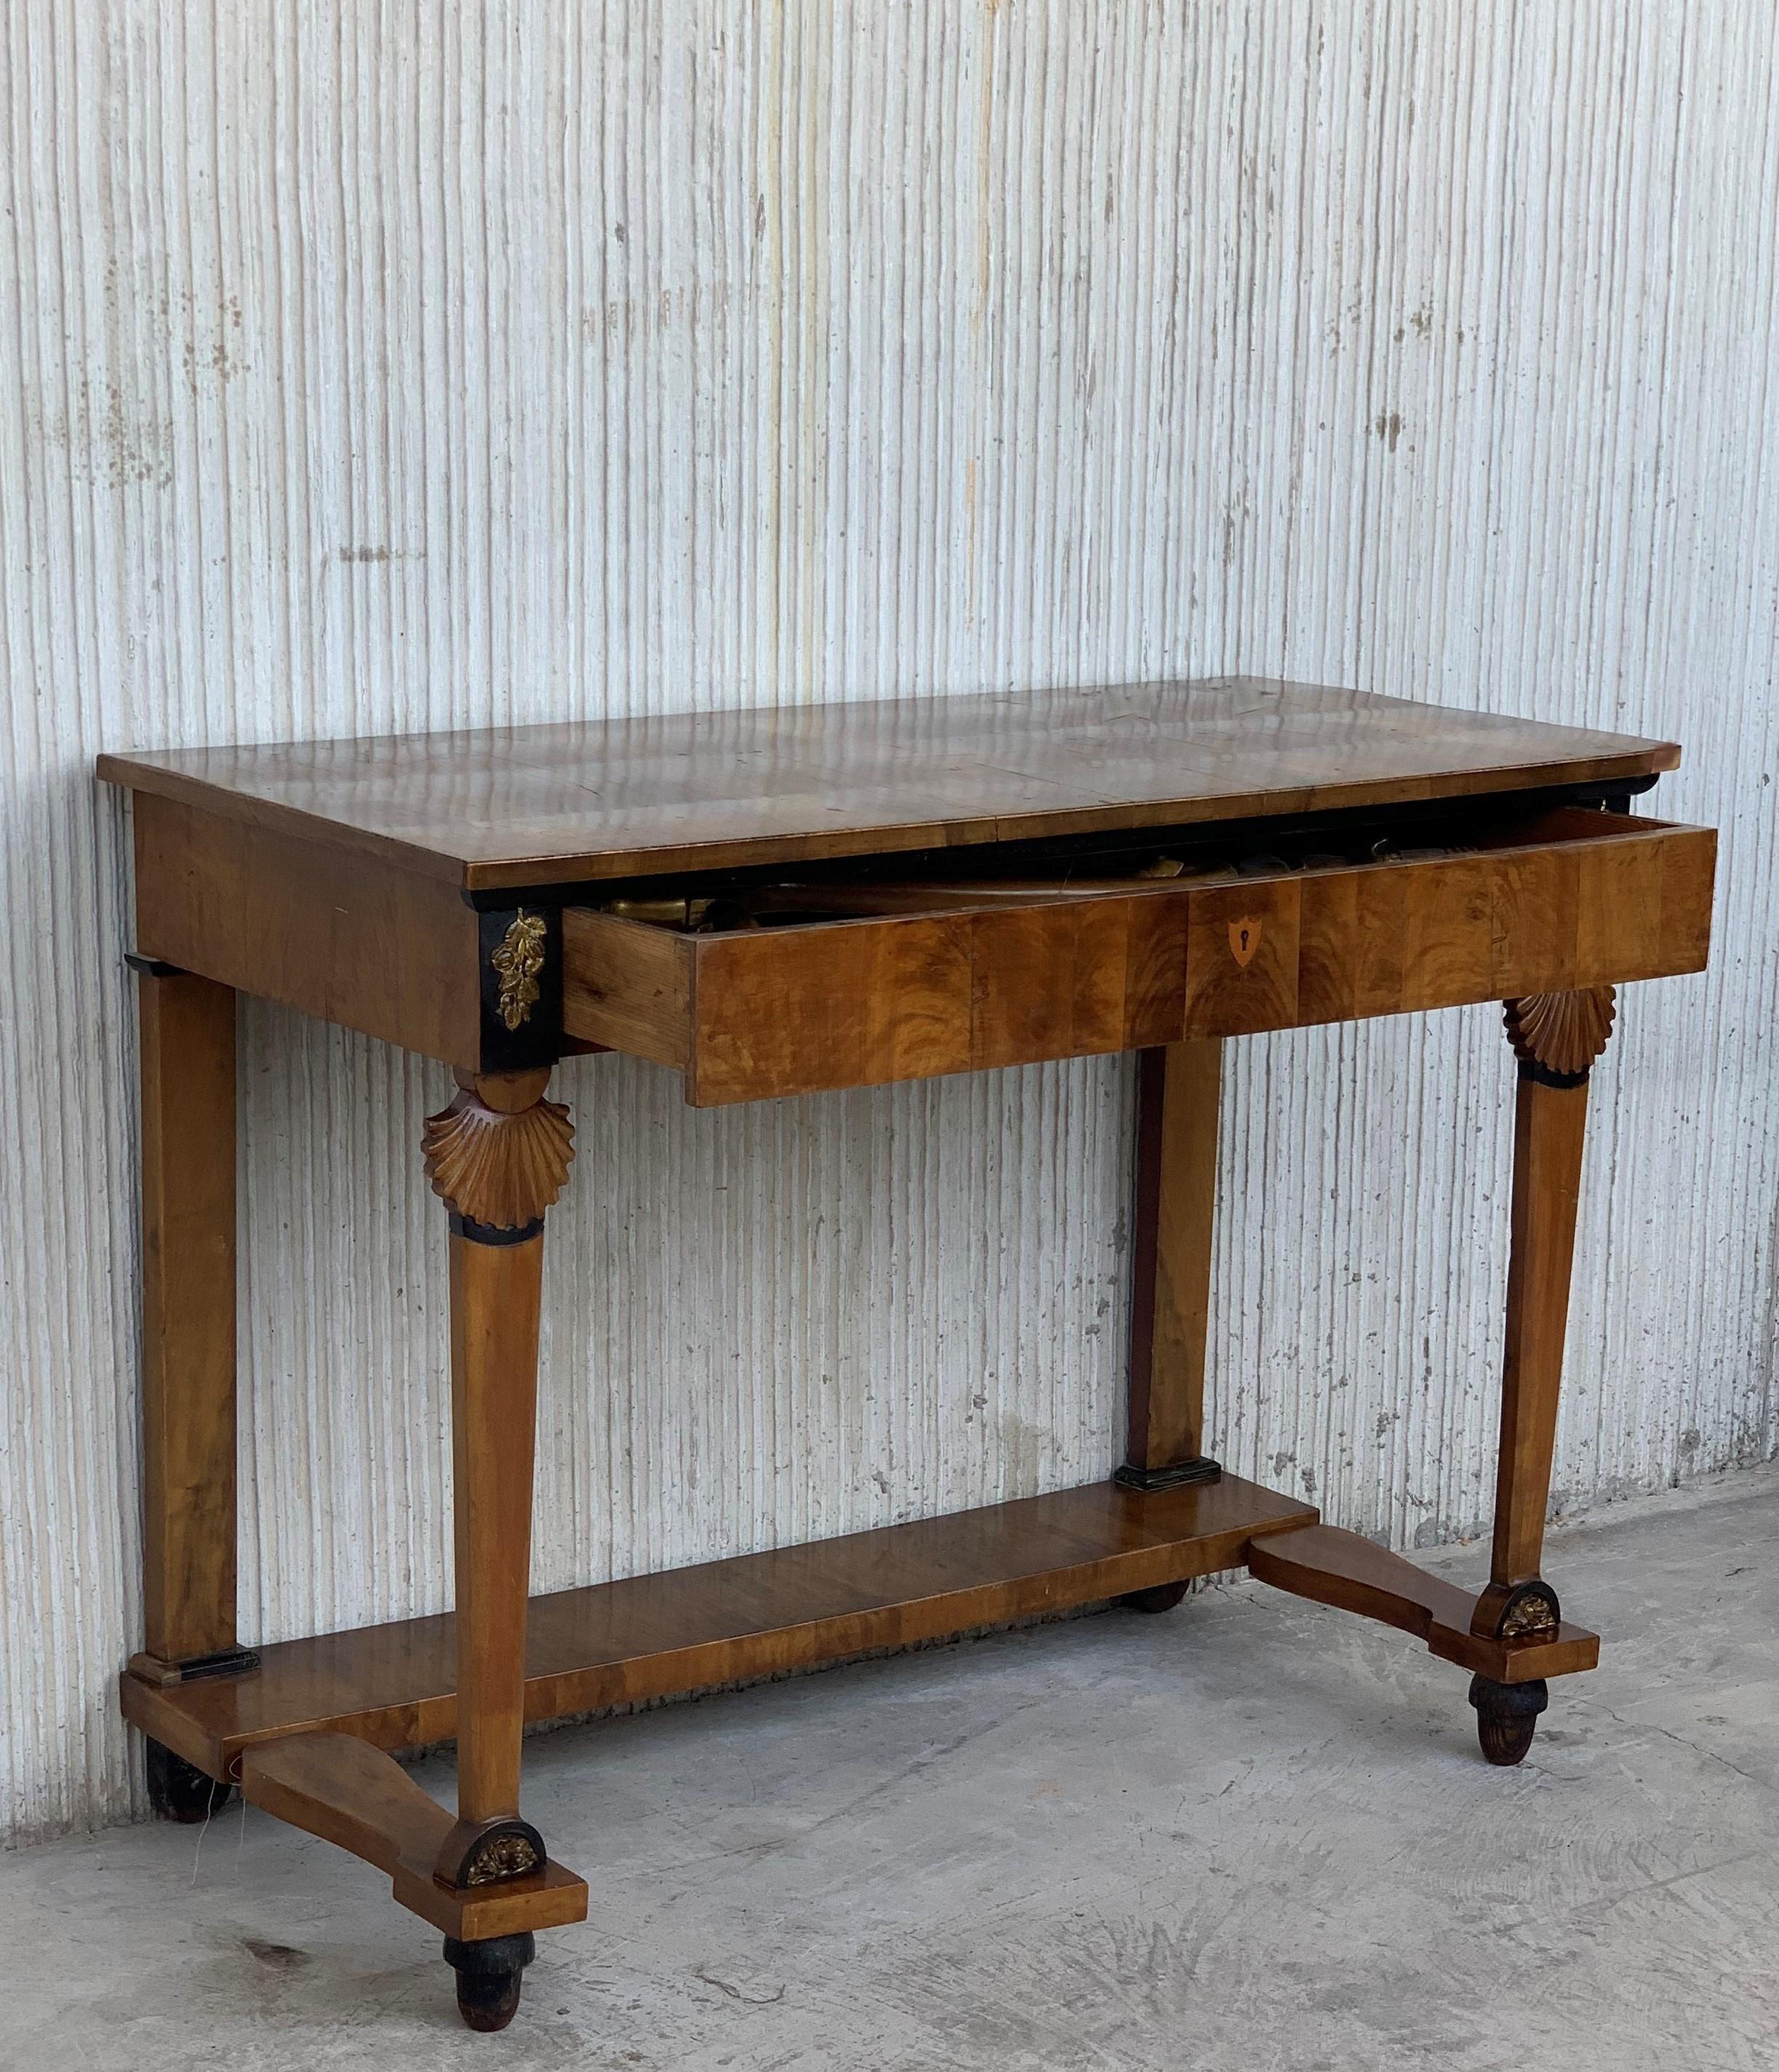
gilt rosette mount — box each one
[1474,1575,1564,1643]
[435,1812,550,1891]
[422,1069,575,1243]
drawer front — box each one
[563,814,1715,1105]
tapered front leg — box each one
[1471,989,1616,1645]
[422,1067,574,1887]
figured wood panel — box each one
[563,816,1717,1104]
[1573,831,1667,979]
[971,902,1130,1067]
[133,795,484,1069]
[1490,845,1583,997]
[689,913,977,1099]
[97,680,1681,891]
[1123,893,1194,1043]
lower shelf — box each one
[124,1473,1318,1778]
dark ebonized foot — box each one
[1467,1674,1549,1766]
[445,1932,535,2033]
[144,1736,235,1823]
[1117,1580,1191,1614]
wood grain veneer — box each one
[123,1474,1317,1777]
[131,792,484,1067]
[98,678,1681,891]
[563,809,1716,1104]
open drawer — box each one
[560,807,1716,1105]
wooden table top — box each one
[98,677,1680,892]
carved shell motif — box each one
[422,1088,575,1229]
[1503,987,1617,1080]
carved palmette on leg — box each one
[1502,987,1617,1088]
[422,1070,574,1233]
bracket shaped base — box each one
[241,1732,587,1940]
[1248,1524,1598,1683]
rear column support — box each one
[127,957,258,1827]
[1120,1039,1223,1492]
[130,960,245,1679]
[1116,1040,1223,1612]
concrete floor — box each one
[6,1471,1779,2072]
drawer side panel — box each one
[560,910,695,1072]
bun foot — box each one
[445,1932,535,2033]
[1117,1580,1190,1614]
[1468,1674,1549,1766]
[144,1737,234,1823]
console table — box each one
[98,680,1715,2031]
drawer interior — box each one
[581,803,1679,936]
